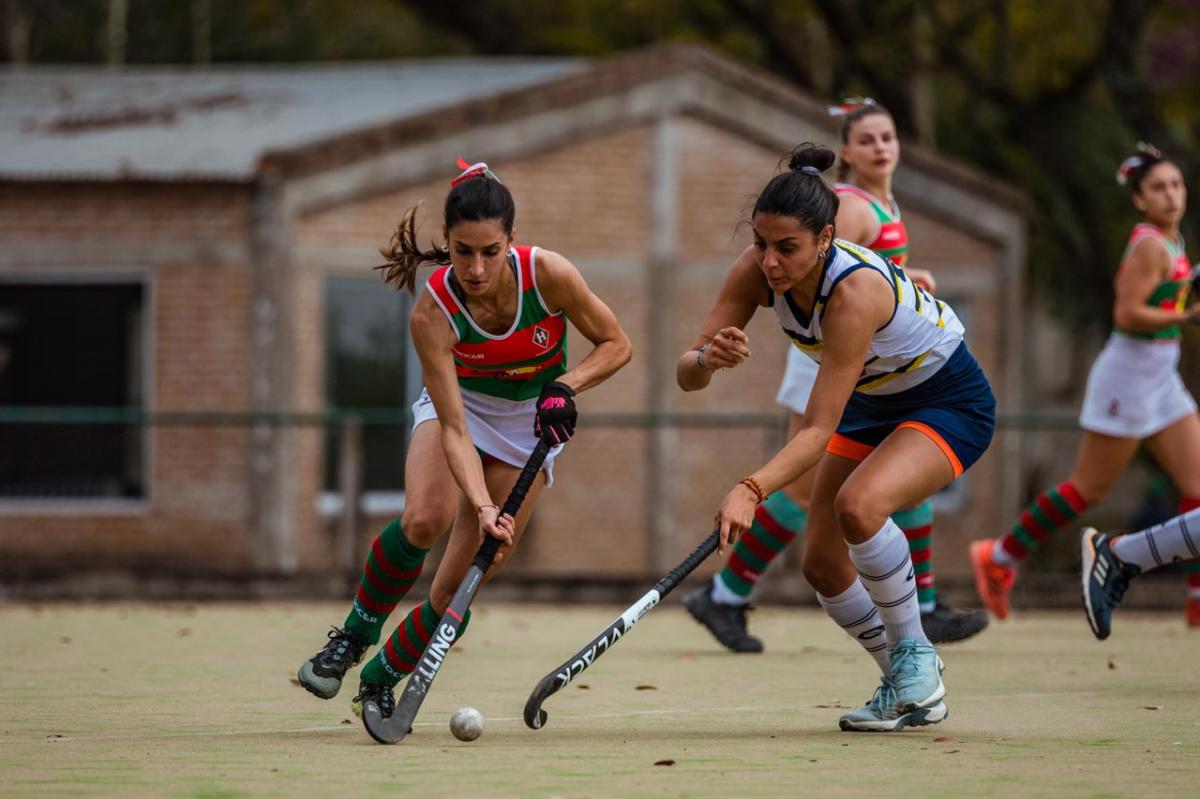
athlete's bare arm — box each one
[410,293,512,542]
[837,191,936,292]
[835,193,878,245]
[677,245,764,391]
[714,268,892,548]
[1114,237,1200,332]
[535,249,632,393]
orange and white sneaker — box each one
[1186,594,1200,628]
[970,539,1016,620]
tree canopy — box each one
[5,0,1199,330]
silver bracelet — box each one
[696,343,710,369]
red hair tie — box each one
[827,97,876,117]
[450,156,501,187]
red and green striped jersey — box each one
[835,183,909,267]
[1115,223,1192,340]
[426,246,567,401]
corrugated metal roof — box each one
[0,59,585,181]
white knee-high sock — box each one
[1110,507,1200,571]
[817,580,890,674]
[846,518,930,646]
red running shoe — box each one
[970,539,1016,620]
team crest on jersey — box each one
[532,325,550,349]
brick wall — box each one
[0,113,1019,586]
[0,184,259,571]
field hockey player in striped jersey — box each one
[682,99,986,653]
[296,160,631,725]
[679,143,995,731]
[972,144,1200,627]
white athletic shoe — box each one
[839,676,948,732]
[890,638,945,711]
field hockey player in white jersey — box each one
[682,98,986,653]
[678,143,996,732]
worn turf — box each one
[3,601,1198,798]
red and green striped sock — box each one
[344,519,428,645]
[714,491,807,602]
[998,481,1089,561]
[360,600,472,688]
[894,501,936,613]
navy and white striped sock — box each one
[847,518,930,646]
[1110,507,1200,572]
[818,580,890,674]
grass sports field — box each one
[3,601,1198,798]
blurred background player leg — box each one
[971,435,1128,619]
[1084,504,1200,638]
[1143,412,1200,626]
[683,348,812,653]
[895,500,987,642]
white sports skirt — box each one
[1079,333,1198,438]
[412,387,563,486]
[776,346,820,415]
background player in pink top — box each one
[973,144,1200,625]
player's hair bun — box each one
[788,144,836,174]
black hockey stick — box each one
[523,529,720,730]
[362,438,552,744]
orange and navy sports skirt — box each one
[826,343,996,477]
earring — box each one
[817,249,827,260]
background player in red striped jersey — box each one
[296,161,631,722]
[683,100,987,652]
[973,144,1200,624]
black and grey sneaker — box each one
[297,627,370,699]
[351,680,396,720]
[1082,528,1140,640]
[921,601,989,644]
[682,586,763,653]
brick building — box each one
[0,45,1026,596]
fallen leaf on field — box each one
[653,760,675,767]
[945,749,960,754]
[636,685,657,691]
[60,637,71,644]
[341,719,352,725]
[814,703,850,709]
[177,628,192,637]
[47,734,64,739]
[1107,658,1118,670]
[1141,705,1163,711]
[289,677,301,686]
[576,684,590,690]
[933,736,956,743]
[675,653,696,660]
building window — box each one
[323,276,414,493]
[0,278,146,499]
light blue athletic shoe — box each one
[889,638,945,712]
[839,676,948,732]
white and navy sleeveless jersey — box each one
[772,238,965,395]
